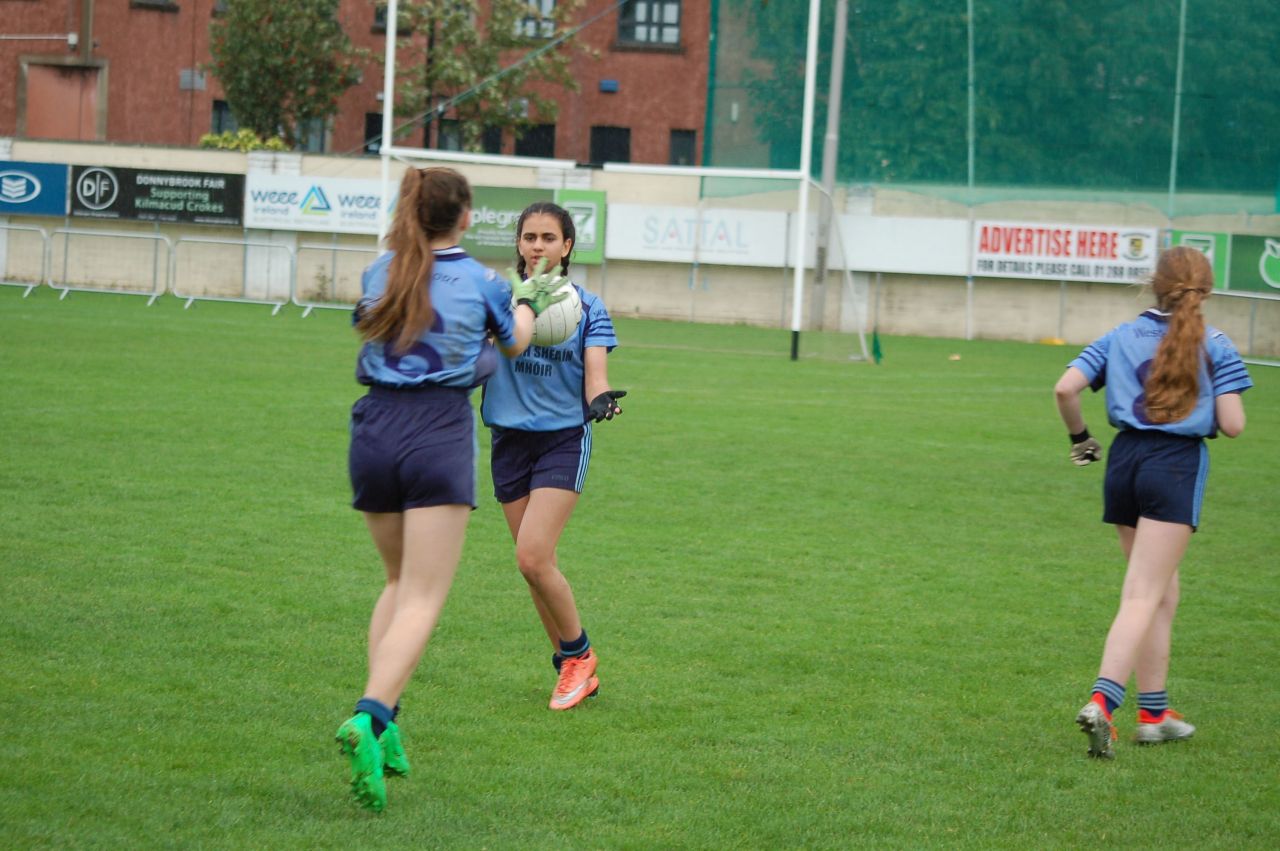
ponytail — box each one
[356,167,471,353]
[1144,247,1212,423]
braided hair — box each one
[514,202,575,279]
[1143,246,1214,424]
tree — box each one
[387,0,587,152]
[207,0,367,148]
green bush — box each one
[198,128,289,152]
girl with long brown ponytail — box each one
[1053,245,1252,759]
[335,167,567,811]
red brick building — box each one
[0,0,709,166]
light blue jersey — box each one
[481,285,617,431]
[1069,309,1252,437]
[355,247,517,389]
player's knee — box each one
[514,547,553,583]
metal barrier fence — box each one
[171,236,294,315]
[294,240,376,317]
[49,228,170,305]
[12,224,1277,362]
[0,222,51,297]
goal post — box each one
[375,0,852,360]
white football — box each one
[530,281,582,346]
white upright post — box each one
[964,0,976,341]
[1167,0,1188,220]
[377,0,400,249]
[788,0,822,360]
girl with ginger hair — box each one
[1053,245,1252,759]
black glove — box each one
[587,389,627,422]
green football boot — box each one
[335,712,387,812]
[380,721,411,778]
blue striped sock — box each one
[559,629,590,659]
[1138,690,1169,716]
[1092,677,1126,715]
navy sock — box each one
[552,653,564,672]
[559,630,590,659]
[392,703,401,722]
[355,697,394,738]
[1138,690,1169,717]
[1091,677,1126,716]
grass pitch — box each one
[1,288,1277,848]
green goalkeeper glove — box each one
[508,258,569,317]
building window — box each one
[515,124,556,159]
[372,4,405,34]
[297,117,326,153]
[432,120,502,153]
[364,113,383,155]
[618,0,680,47]
[211,100,238,134]
[131,0,180,11]
[517,0,556,38]
[669,129,696,166]
[437,119,462,151]
[212,0,229,15]
[590,126,630,165]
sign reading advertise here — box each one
[71,165,243,226]
[972,221,1157,284]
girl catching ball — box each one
[481,201,626,711]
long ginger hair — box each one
[356,167,471,353]
[1143,246,1213,423]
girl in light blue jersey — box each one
[1053,246,1251,759]
[335,168,564,811]
[480,202,625,711]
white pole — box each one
[812,0,849,333]
[966,0,975,196]
[964,0,976,341]
[1167,0,1187,219]
[789,0,822,360]
[377,0,400,249]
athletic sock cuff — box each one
[559,629,590,658]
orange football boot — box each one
[549,649,599,710]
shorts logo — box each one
[0,171,41,204]
[76,167,119,210]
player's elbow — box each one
[1219,413,1245,438]
[1053,378,1077,404]
[1215,394,1246,438]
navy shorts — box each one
[490,424,592,503]
[348,385,477,512]
[1103,429,1209,530]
